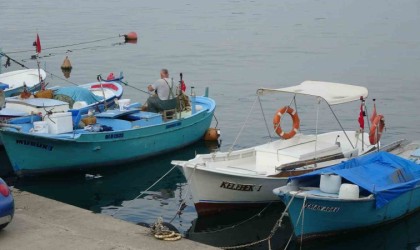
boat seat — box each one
[278,141,340,160]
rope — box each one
[219,192,298,250]
[0,52,28,69]
[0,52,80,86]
[110,164,178,217]
[228,96,259,154]
[258,95,272,142]
[314,97,321,160]
[188,202,274,235]
[4,35,121,54]
[168,163,199,224]
[120,80,151,95]
[299,196,307,249]
[44,69,80,86]
[150,217,182,241]
[327,103,355,149]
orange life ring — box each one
[369,114,385,145]
[273,106,300,139]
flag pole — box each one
[358,96,365,151]
[34,33,43,89]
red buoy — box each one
[107,72,115,80]
[124,32,138,42]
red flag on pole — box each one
[358,103,365,130]
[370,102,377,123]
[35,33,41,54]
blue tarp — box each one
[54,86,103,105]
[290,152,420,208]
[0,82,9,90]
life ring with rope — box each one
[369,114,385,145]
[273,106,300,139]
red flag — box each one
[181,80,186,92]
[358,103,365,130]
[35,33,41,54]
[370,102,377,123]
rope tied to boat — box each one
[110,165,178,217]
[150,217,182,241]
[283,193,307,250]
[168,162,203,224]
[219,192,299,250]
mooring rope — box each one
[168,163,200,224]
[188,202,274,236]
[4,35,121,54]
[110,164,178,217]
[219,192,298,250]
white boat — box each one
[0,79,124,122]
[0,69,46,97]
[172,81,379,216]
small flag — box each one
[358,103,365,130]
[181,80,186,92]
[370,102,377,123]
[35,33,41,54]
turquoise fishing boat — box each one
[0,95,216,176]
[273,146,420,242]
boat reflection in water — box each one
[302,211,420,250]
[186,203,296,250]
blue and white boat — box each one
[0,69,46,97]
[0,79,124,122]
[0,95,216,176]
[273,144,420,242]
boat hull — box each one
[278,186,420,241]
[0,98,215,176]
[182,166,288,215]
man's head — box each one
[160,68,169,79]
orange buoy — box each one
[124,32,138,42]
[204,128,220,141]
[61,56,72,70]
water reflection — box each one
[187,203,420,250]
[186,203,296,250]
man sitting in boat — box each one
[144,69,177,113]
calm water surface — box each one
[1,0,420,249]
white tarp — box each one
[257,81,368,105]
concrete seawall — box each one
[0,189,218,250]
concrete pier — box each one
[0,189,218,250]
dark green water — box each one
[1,0,420,249]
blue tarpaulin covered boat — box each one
[273,150,420,241]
